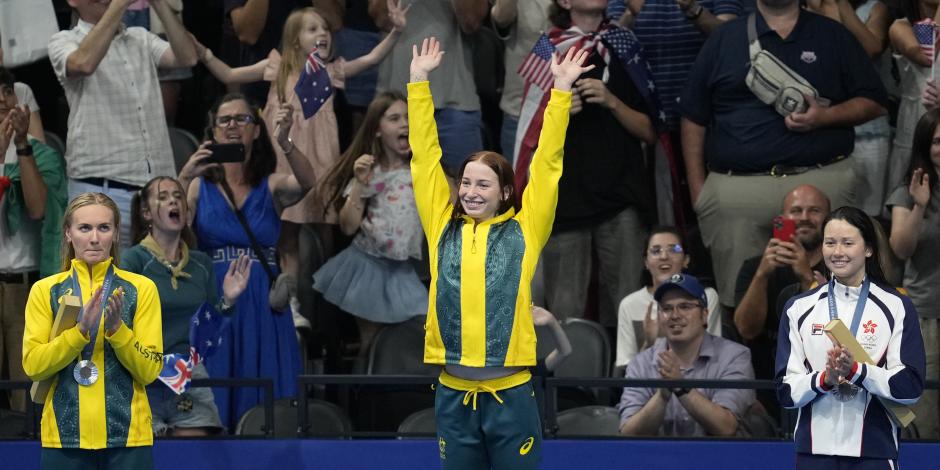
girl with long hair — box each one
[312,90,425,357]
[23,193,162,469]
[193,2,408,321]
[777,206,925,468]
[409,37,590,469]
[887,108,940,438]
[124,176,250,436]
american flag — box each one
[294,48,333,119]
[914,19,938,66]
[513,25,667,192]
[158,302,228,395]
[518,34,557,91]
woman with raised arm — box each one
[408,36,591,469]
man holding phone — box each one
[732,184,830,413]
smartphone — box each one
[206,143,245,164]
[772,216,796,242]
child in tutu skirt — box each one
[313,91,426,356]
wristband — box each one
[16,145,34,156]
[685,4,704,20]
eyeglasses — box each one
[215,114,255,127]
[659,302,702,316]
[648,244,684,257]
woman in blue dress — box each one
[178,94,316,429]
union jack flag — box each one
[294,48,333,119]
[914,19,938,66]
[158,302,228,395]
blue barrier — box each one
[4,439,938,469]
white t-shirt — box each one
[0,82,42,273]
[615,285,722,368]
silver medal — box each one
[832,382,860,402]
[73,359,99,386]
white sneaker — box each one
[291,297,311,329]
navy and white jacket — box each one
[775,280,925,458]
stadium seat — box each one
[396,407,436,437]
[235,397,352,438]
[538,318,612,410]
[169,126,200,174]
[555,406,621,437]
[357,316,439,432]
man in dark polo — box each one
[678,0,887,315]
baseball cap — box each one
[653,273,707,306]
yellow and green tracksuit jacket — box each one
[408,81,571,367]
[22,258,163,449]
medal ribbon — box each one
[72,264,117,362]
[827,277,870,338]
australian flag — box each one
[295,48,333,119]
[158,302,228,395]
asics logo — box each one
[519,437,535,455]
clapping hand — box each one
[550,47,594,92]
[103,287,126,336]
[410,37,444,82]
[909,167,931,209]
[222,254,251,308]
[78,287,105,336]
[9,105,29,146]
[825,344,855,386]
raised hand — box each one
[550,47,595,92]
[531,305,558,327]
[353,154,376,185]
[410,37,444,82]
[222,254,251,307]
[103,287,126,336]
[909,168,931,208]
[274,103,295,150]
[387,0,410,32]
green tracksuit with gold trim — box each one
[409,80,571,470]
[23,258,163,449]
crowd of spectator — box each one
[0,0,936,442]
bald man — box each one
[732,184,831,413]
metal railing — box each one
[2,376,935,440]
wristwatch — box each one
[16,144,34,156]
[685,3,704,20]
[673,387,691,397]
[282,137,295,155]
